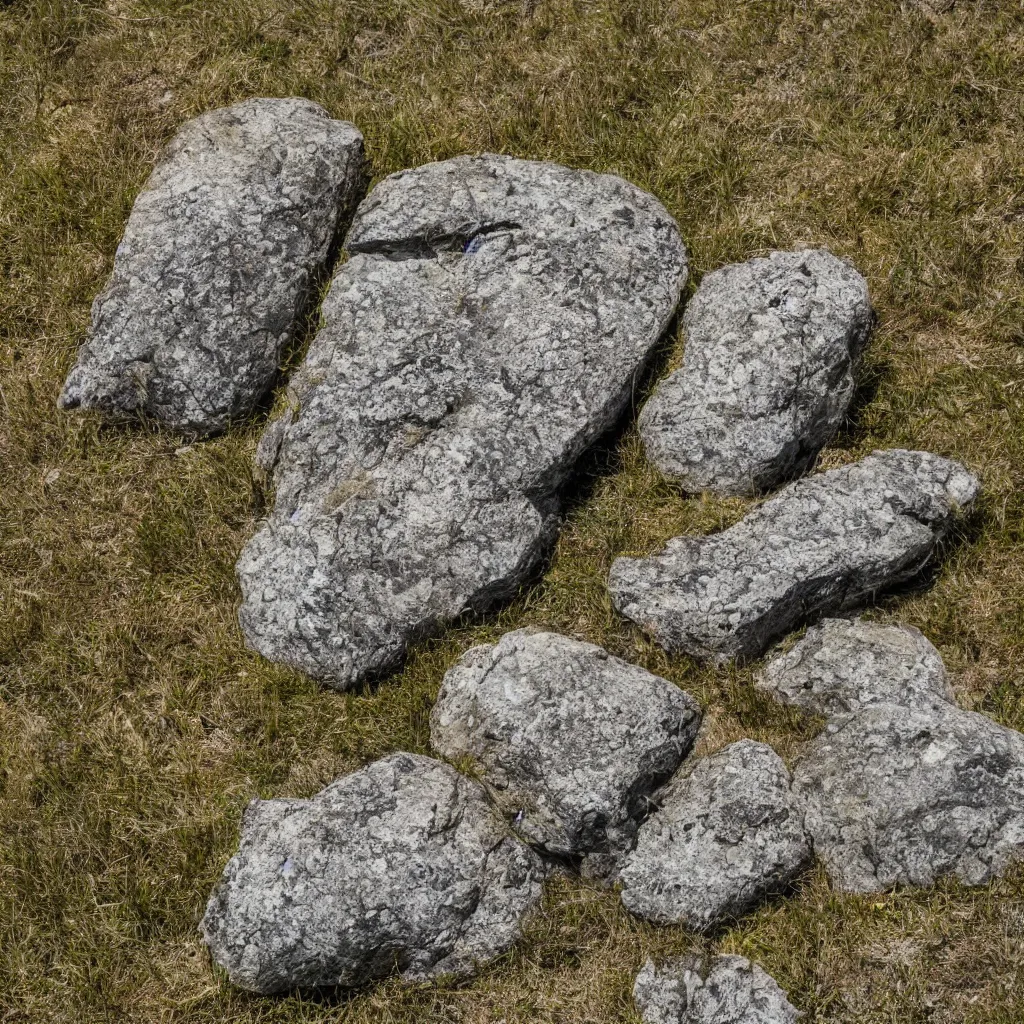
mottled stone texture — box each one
[634,956,800,1024]
[610,450,979,664]
[758,617,954,716]
[201,753,543,994]
[619,740,811,930]
[238,155,687,688]
[60,97,367,435]
[429,629,701,870]
[640,248,873,497]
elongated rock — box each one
[201,753,544,994]
[429,629,701,871]
[640,249,872,497]
[59,97,367,435]
[609,449,979,664]
[238,155,687,688]
[619,740,811,930]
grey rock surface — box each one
[429,629,701,869]
[634,955,800,1024]
[610,449,979,664]
[238,154,687,688]
[60,97,367,435]
[201,752,543,993]
[758,617,954,716]
[640,248,873,497]
[619,740,811,930]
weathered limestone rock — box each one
[640,248,873,497]
[609,450,979,664]
[429,629,701,870]
[201,752,543,993]
[238,155,688,688]
[60,97,367,435]
[619,740,811,930]
[634,955,800,1024]
[758,617,954,716]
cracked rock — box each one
[639,248,873,497]
[59,97,367,435]
[619,740,811,930]
[238,154,687,688]
[634,955,800,1024]
[429,629,702,871]
[758,617,954,716]
[201,752,544,993]
[609,449,979,664]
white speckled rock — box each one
[429,629,701,872]
[609,449,979,664]
[59,97,367,436]
[201,753,544,994]
[619,740,811,930]
[238,154,687,689]
[640,248,873,497]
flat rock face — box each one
[59,97,367,435]
[758,617,954,716]
[793,700,1024,891]
[634,955,800,1024]
[201,752,544,994]
[639,248,873,497]
[238,155,687,688]
[429,629,702,869]
[609,449,979,663]
[619,740,811,930]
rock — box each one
[634,955,800,1024]
[639,249,873,497]
[794,699,1024,892]
[429,629,702,870]
[59,98,367,435]
[201,752,544,993]
[757,617,954,716]
[238,154,687,688]
[609,449,979,664]
[619,740,811,930]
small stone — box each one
[201,752,543,993]
[634,955,801,1024]
[640,248,873,497]
[429,629,701,869]
[619,740,811,930]
[609,449,979,663]
[59,98,367,435]
[757,617,954,716]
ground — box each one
[2,0,1024,1021]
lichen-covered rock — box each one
[640,249,873,497]
[59,97,367,435]
[238,154,687,688]
[619,740,811,930]
[201,752,544,994]
[793,701,1024,892]
[609,450,979,664]
[758,617,954,717]
[634,955,800,1024]
[429,629,701,870]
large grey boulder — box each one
[609,449,979,664]
[639,248,873,497]
[429,629,701,871]
[201,752,544,993]
[619,740,811,930]
[634,955,800,1024]
[59,97,367,435]
[757,617,954,716]
[238,154,687,688]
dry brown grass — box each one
[3,0,1024,1020]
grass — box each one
[2,0,1024,1020]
